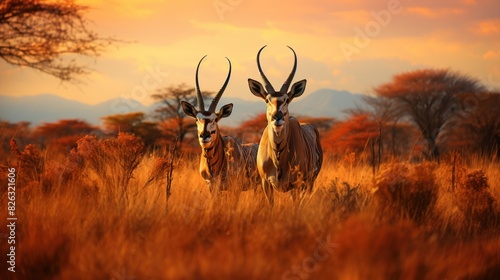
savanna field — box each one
[1,133,499,280]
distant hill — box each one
[0,89,365,127]
[289,89,365,119]
[0,94,149,126]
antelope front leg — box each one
[262,178,274,206]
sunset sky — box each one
[1,0,499,109]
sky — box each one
[1,0,499,109]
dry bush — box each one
[10,140,44,186]
[72,133,144,199]
[328,178,369,219]
[143,157,171,190]
[330,215,422,280]
[374,161,438,223]
[455,169,496,232]
[328,215,500,280]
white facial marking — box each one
[196,112,217,122]
[196,112,218,144]
[266,95,289,127]
[206,122,216,132]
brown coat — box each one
[257,117,323,192]
[199,134,259,191]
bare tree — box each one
[361,95,405,157]
[0,0,116,82]
[374,69,485,160]
[151,83,213,150]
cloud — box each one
[405,6,464,18]
[473,19,500,35]
[483,50,499,60]
[330,10,373,25]
[328,58,425,94]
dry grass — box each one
[1,135,500,279]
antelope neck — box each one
[268,124,289,166]
[202,132,226,176]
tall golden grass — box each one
[1,134,500,279]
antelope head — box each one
[181,56,233,148]
[248,46,306,136]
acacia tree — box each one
[152,83,213,150]
[0,121,31,155]
[374,69,485,160]
[33,119,97,150]
[101,112,160,148]
[34,119,96,138]
[452,92,500,157]
[0,0,116,82]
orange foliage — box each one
[33,119,98,152]
[374,69,485,160]
[34,119,96,139]
[158,117,196,149]
[322,114,379,154]
[10,139,44,185]
[1,121,32,157]
[235,113,267,143]
[447,92,500,157]
[102,112,161,148]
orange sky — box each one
[1,0,499,108]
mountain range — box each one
[0,89,365,127]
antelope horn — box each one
[257,45,276,94]
[195,55,207,111]
[209,57,231,112]
[280,46,297,93]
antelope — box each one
[247,46,323,205]
[181,55,258,197]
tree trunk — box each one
[427,137,440,161]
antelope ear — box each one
[288,79,307,101]
[216,103,233,120]
[248,78,267,100]
[181,101,197,119]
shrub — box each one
[374,162,438,223]
[72,133,144,200]
[10,139,44,185]
[454,169,496,231]
[328,178,366,219]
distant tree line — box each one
[324,69,499,161]
[2,68,499,162]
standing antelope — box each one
[181,56,258,196]
[247,46,323,205]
